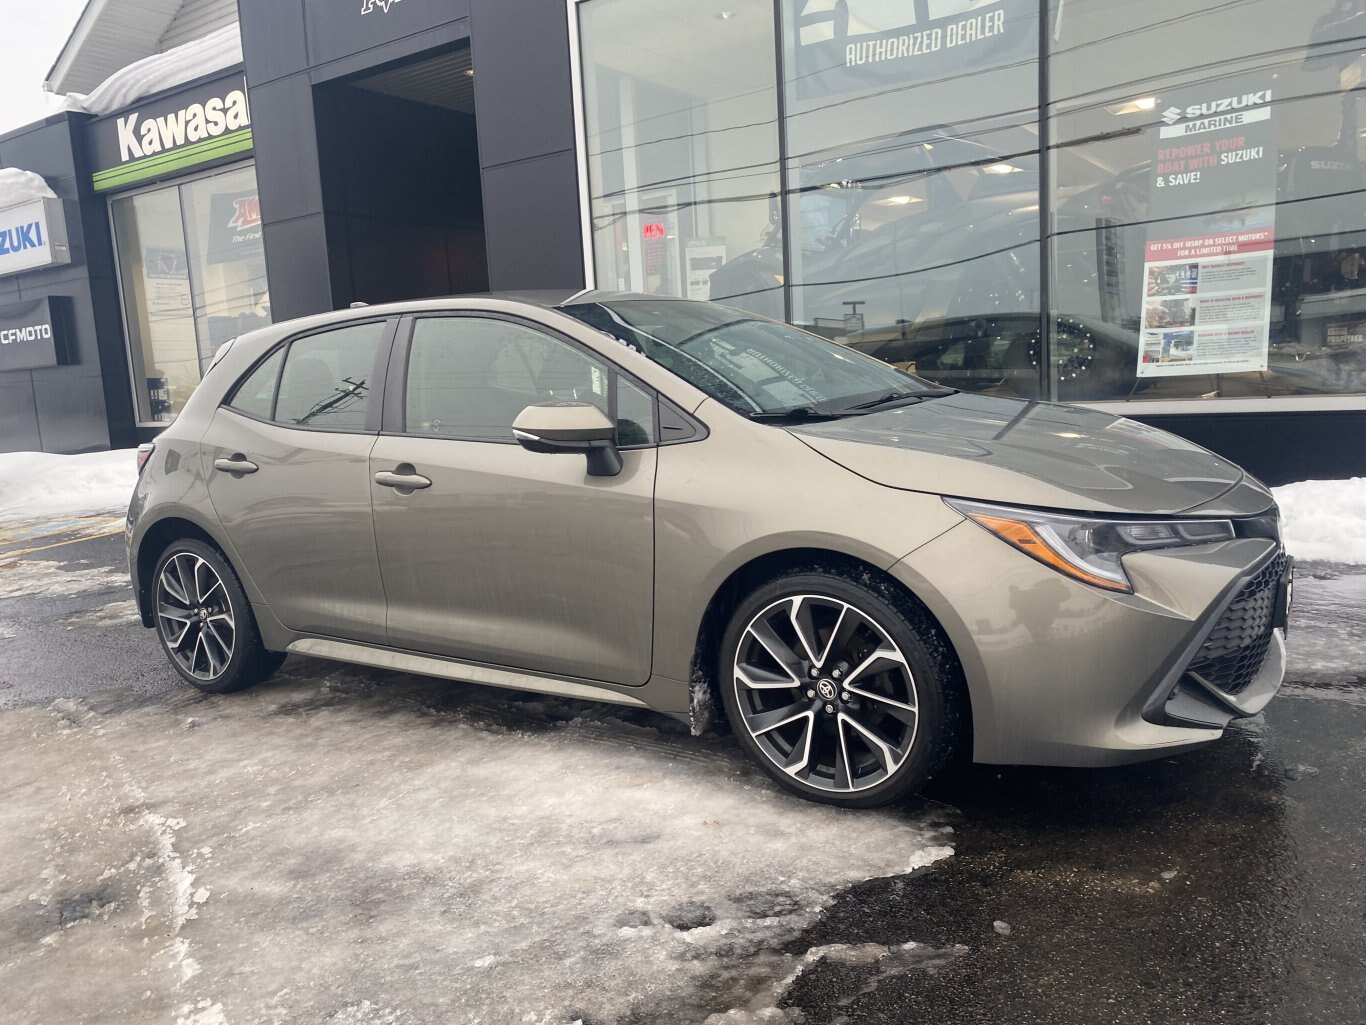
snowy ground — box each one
[0,655,954,1025]
[0,450,138,526]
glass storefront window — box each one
[776,0,1043,398]
[1048,0,1366,402]
[580,0,783,316]
[113,163,271,423]
[577,0,1366,408]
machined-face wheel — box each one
[733,594,919,794]
[156,552,236,681]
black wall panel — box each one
[469,0,585,290]
[0,114,127,454]
[1133,411,1366,487]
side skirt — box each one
[286,636,656,710]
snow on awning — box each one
[0,168,58,209]
[46,0,187,96]
[59,24,244,118]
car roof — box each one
[346,289,665,314]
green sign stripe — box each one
[92,129,253,191]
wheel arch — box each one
[132,514,239,628]
[687,547,971,752]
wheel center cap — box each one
[198,608,208,621]
[816,679,838,701]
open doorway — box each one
[314,44,488,306]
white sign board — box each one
[0,198,71,278]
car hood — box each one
[789,393,1273,517]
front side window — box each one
[404,317,653,444]
[561,299,942,415]
[272,322,387,429]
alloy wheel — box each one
[156,552,235,681]
[733,594,919,794]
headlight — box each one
[945,498,1235,593]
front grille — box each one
[1185,551,1287,696]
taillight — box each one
[136,443,156,475]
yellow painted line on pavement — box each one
[0,528,126,561]
[0,517,123,545]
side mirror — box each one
[512,402,622,477]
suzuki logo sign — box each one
[0,198,71,278]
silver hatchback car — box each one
[128,293,1292,807]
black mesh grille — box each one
[1186,552,1287,696]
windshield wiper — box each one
[838,388,957,413]
[747,405,849,422]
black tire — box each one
[151,538,284,694]
[719,568,962,808]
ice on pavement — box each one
[0,668,954,1024]
[0,449,137,524]
[1273,477,1366,565]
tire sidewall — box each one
[152,539,257,693]
[719,571,953,808]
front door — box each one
[370,314,656,685]
[205,319,393,644]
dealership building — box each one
[1,0,1364,483]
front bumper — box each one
[890,522,1289,767]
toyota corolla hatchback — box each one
[127,293,1292,807]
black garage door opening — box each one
[314,44,489,307]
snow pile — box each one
[4,673,955,1024]
[0,168,56,207]
[1273,477,1366,565]
[61,25,242,117]
[0,449,138,524]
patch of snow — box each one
[1273,477,1366,565]
[0,559,129,600]
[0,449,137,524]
[59,598,140,629]
[0,168,57,207]
[5,671,955,1024]
[61,26,242,117]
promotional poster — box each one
[1137,77,1279,378]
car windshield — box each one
[559,298,945,416]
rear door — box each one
[369,312,657,685]
[205,318,395,644]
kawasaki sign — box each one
[88,73,252,192]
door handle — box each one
[214,455,259,475]
[374,469,432,490]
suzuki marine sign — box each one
[89,73,253,192]
[0,197,71,278]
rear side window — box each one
[227,347,284,419]
[272,322,388,429]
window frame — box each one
[382,311,662,449]
[221,316,399,435]
[109,160,272,428]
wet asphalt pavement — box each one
[1,523,1363,1024]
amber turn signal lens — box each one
[966,512,1133,593]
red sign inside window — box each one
[642,222,667,240]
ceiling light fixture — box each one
[983,162,1020,174]
[1106,96,1158,116]
[875,195,922,205]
